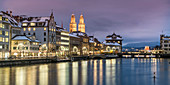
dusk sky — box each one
[1,0,170,45]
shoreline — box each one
[0,56,170,67]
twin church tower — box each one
[69,14,85,33]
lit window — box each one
[2,38,4,42]
[54,29,56,31]
[61,32,69,36]
[28,27,31,31]
[61,37,69,40]
[23,28,26,31]
[24,41,27,45]
[44,27,46,31]
[0,45,2,49]
[0,30,2,35]
[5,18,8,21]
[52,28,53,31]
[30,23,36,26]
[0,23,2,28]
[2,24,4,28]
[33,28,36,31]
[0,37,2,42]
[22,23,27,26]
[5,31,8,36]
[0,16,2,21]
[5,38,8,42]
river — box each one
[0,58,170,85]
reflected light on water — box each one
[39,65,48,85]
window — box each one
[44,27,46,31]
[54,29,56,31]
[0,30,2,35]
[5,31,8,36]
[0,45,2,49]
[2,38,4,42]
[44,38,46,42]
[28,33,31,35]
[13,47,17,50]
[0,16,2,21]
[23,28,26,31]
[30,23,36,26]
[2,31,5,35]
[33,28,36,31]
[44,32,46,36]
[2,24,4,28]
[33,32,35,35]
[0,37,2,42]
[14,42,18,45]
[24,42,27,45]
[164,45,168,47]
[0,23,2,28]
[28,27,31,31]
[23,33,26,35]
[22,23,27,26]
[5,18,8,21]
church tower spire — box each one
[69,14,77,33]
[78,13,85,33]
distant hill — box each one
[123,42,159,48]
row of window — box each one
[30,47,39,50]
[0,37,8,42]
[13,47,28,50]
[0,30,8,36]
[22,22,44,26]
[0,23,9,29]
[0,16,8,22]
[0,44,8,50]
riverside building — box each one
[160,34,170,54]
[103,33,123,53]
[19,12,56,56]
[0,11,21,58]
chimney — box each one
[6,11,8,14]
[10,11,12,17]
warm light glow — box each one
[61,32,69,36]
[30,23,36,26]
[22,23,27,26]
[5,31,8,36]
[23,28,26,31]
[28,27,31,31]
[61,42,69,45]
[33,28,36,31]
[61,37,69,40]
[44,27,46,31]
[14,53,18,56]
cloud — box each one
[1,0,170,44]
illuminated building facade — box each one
[69,14,77,33]
[69,34,80,56]
[78,14,85,33]
[19,12,56,55]
[70,31,89,56]
[89,36,103,55]
[160,34,170,54]
[11,35,40,57]
[103,33,123,53]
[56,26,70,57]
[0,11,21,58]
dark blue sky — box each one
[1,0,170,45]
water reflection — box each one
[0,58,170,85]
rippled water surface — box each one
[0,58,170,85]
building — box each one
[69,14,77,33]
[19,12,56,56]
[69,33,80,56]
[70,31,89,56]
[56,26,70,57]
[78,14,85,33]
[160,34,170,54]
[0,11,21,58]
[11,35,40,57]
[89,36,103,55]
[103,33,123,54]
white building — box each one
[0,11,21,58]
[20,12,56,56]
